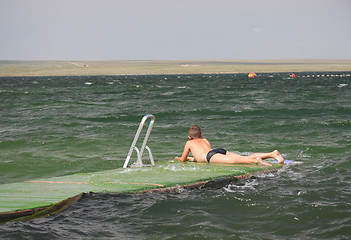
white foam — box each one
[223,178,259,192]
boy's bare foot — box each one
[256,157,272,166]
[261,161,272,166]
[273,150,284,164]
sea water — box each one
[0,73,350,239]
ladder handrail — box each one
[123,114,155,168]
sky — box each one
[0,0,350,60]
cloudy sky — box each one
[1,0,350,60]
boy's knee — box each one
[228,159,237,164]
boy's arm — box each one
[176,141,191,162]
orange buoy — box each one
[290,73,296,78]
[248,72,257,78]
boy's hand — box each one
[174,156,195,162]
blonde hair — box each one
[188,125,202,139]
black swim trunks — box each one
[206,148,227,162]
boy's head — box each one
[188,125,202,139]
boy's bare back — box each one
[178,138,212,162]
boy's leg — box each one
[229,154,272,166]
[249,150,284,164]
[210,152,272,166]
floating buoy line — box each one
[247,72,350,79]
[290,73,351,78]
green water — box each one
[0,73,350,239]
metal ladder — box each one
[123,114,156,168]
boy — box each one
[175,125,284,166]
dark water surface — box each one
[1,73,350,239]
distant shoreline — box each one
[1,59,351,77]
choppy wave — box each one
[1,72,351,239]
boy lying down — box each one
[175,125,284,166]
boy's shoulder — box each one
[186,138,209,145]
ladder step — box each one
[123,115,156,168]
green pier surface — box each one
[0,160,284,222]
